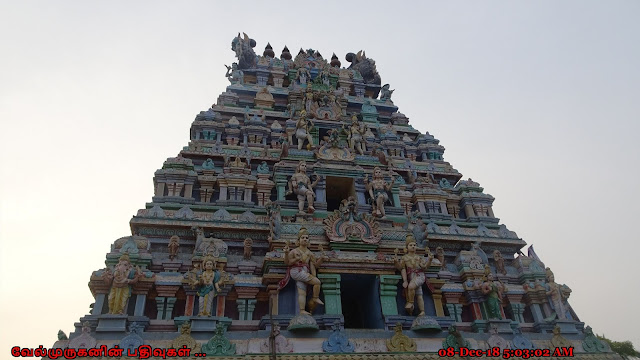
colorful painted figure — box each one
[394,234,433,316]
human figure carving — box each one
[380,84,394,101]
[364,167,396,219]
[393,234,433,316]
[343,114,367,155]
[188,255,222,317]
[295,110,314,150]
[103,253,141,315]
[481,266,506,319]
[287,161,321,214]
[279,227,326,315]
[224,63,243,84]
[545,267,571,321]
[168,235,180,260]
[493,249,507,275]
[243,238,252,260]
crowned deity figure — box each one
[188,255,223,317]
[481,266,506,319]
[294,110,314,150]
[364,167,396,219]
[279,227,326,315]
[393,234,433,316]
[103,253,141,315]
[287,161,321,214]
[545,267,572,321]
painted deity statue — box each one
[103,253,141,315]
[364,167,396,219]
[295,110,314,150]
[287,161,320,214]
[545,267,572,321]
[343,114,367,155]
[279,227,326,315]
[380,83,394,101]
[393,234,433,316]
[188,255,222,317]
[481,267,506,319]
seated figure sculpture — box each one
[279,227,326,315]
[364,167,396,219]
[287,161,320,214]
[295,110,314,150]
[393,234,433,316]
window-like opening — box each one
[341,274,384,329]
[326,176,355,212]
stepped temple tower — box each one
[52,33,620,359]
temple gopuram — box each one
[52,33,621,359]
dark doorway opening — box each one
[326,176,355,212]
[340,274,384,329]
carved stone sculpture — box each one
[202,323,235,356]
[278,227,326,315]
[545,267,572,321]
[103,253,141,315]
[344,114,367,155]
[287,161,320,214]
[380,83,394,101]
[364,167,396,219]
[168,235,180,260]
[394,234,433,316]
[481,266,506,320]
[436,246,447,270]
[386,323,416,352]
[441,325,470,351]
[243,238,252,260]
[188,255,222,317]
[322,321,355,353]
[224,63,243,84]
[492,250,506,275]
[294,110,314,150]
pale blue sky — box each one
[1,0,639,351]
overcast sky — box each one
[1,0,639,352]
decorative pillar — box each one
[134,294,147,317]
[268,284,279,315]
[417,201,426,214]
[243,187,253,203]
[275,176,288,201]
[236,299,248,320]
[429,279,446,317]
[165,297,177,320]
[464,204,475,218]
[446,304,463,323]
[247,299,257,320]
[379,275,401,316]
[355,180,367,206]
[218,186,228,201]
[391,187,401,208]
[184,288,197,317]
[439,202,448,215]
[315,177,326,203]
[155,297,166,320]
[510,303,525,323]
[92,294,106,316]
[487,207,495,218]
[318,274,341,315]
[155,183,166,197]
[530,303,545,323]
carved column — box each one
[391,186,401,208]
[247,299,257,320]
[379,275,402,316]
[184,287,197,317]
[155,297,166,320]
[464,204,475,218]
[443,293,464,322]
[355,179,367,206]
[429,279,446,317]
[165,297,177,320]
[134,294,147,317]
[236,299,248,320]
[315,177,326,203]
[318,274,341,315]
[275,175,288,201]
[92,294,107,315]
